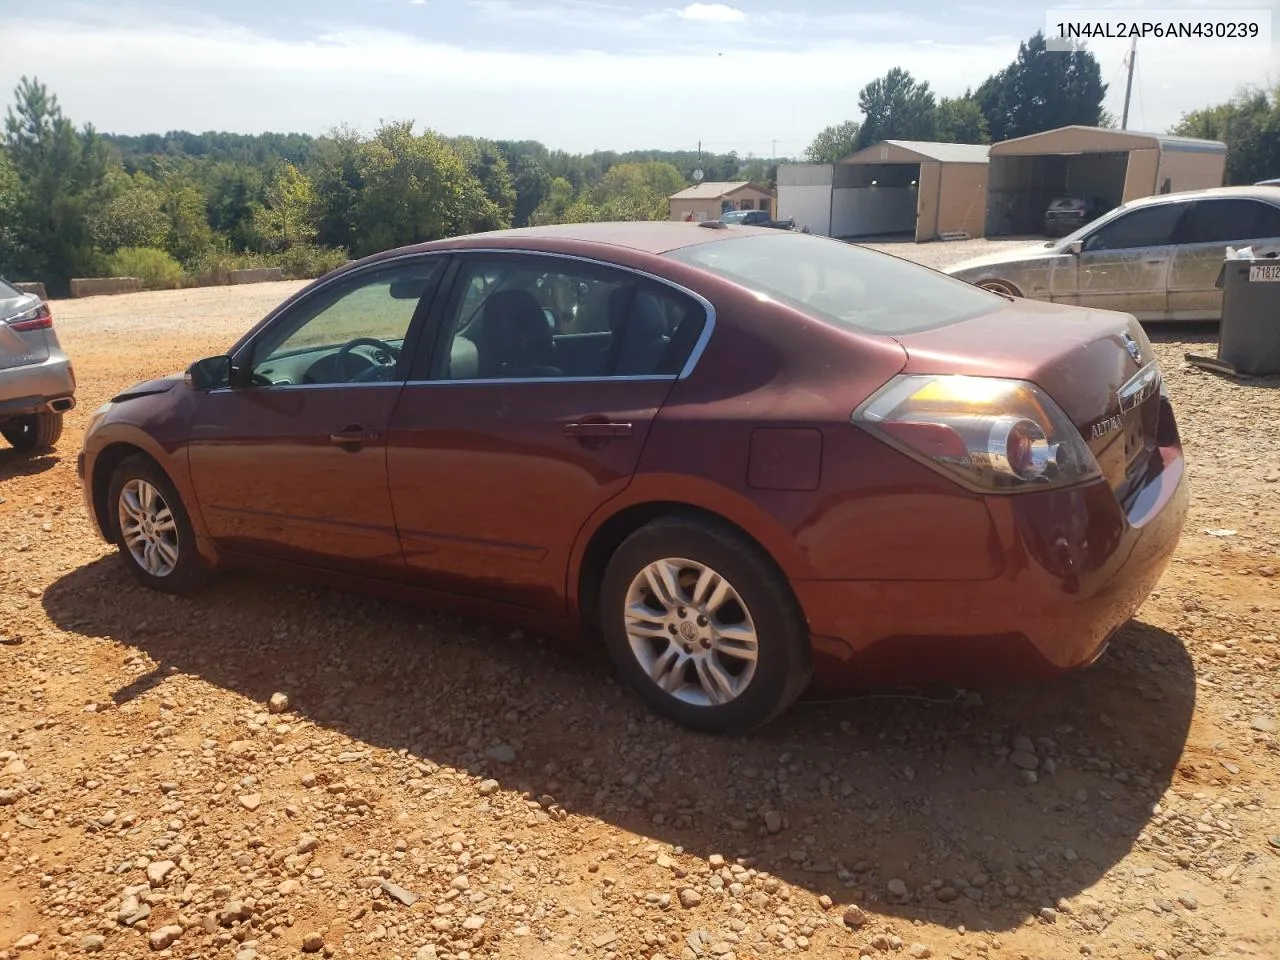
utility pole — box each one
[1121,37,1137,130]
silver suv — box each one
[0,279,76,452]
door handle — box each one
[563,420,633,439]
[330,426,381,445]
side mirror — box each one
[185,355,232,390]
[1067,240,1084,255]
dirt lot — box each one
[1,241,1277,960]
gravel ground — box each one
[1,241,1277,960]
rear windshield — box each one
[0,279,20,299]
[665,232,1001,335]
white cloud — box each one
[677,3,746,23]
[409,0,426,5]
[0,8,1269,153]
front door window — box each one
[248,263,443,386]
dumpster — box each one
[1186,256,1280,377]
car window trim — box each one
[227,252,453,385]
[406,248,716,385]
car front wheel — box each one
[107,454,209,594]
[599,516,812,733]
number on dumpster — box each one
[1248,263,1280,282]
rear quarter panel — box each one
[575,287,1005,593]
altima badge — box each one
[1089,415,1123,440]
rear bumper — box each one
[796,442,1189,692]
[0,354,76,419]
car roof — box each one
[1122,185,1280,209]
[390,221,778,258]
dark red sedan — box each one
[79,222,1189,732]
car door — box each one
[1069,202,1188,320]
[186,257,446,577]
[1168,198,1280,320]
[385,252,710,616]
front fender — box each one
[83,388,206,541]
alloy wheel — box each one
[118,478,180,578]
[622,557,759,707]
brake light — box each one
[7,302,52,331]
[853,374,1101,493]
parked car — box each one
[1043,196,1111,236]
[719,209,795,230]
[79,223,1188,732]
[946,186,1280,321]
[1,278,75,452]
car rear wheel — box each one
[108,455,209,594]
[978,279,1022,298]
[1,412,63,452]
[599,516,812,733]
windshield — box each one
[719,210,749,223]
[666,233,1002,335]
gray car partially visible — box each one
[944,186,1280,322]
[0,278,76,452]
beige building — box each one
[776,141,989,242]
[669,181,775,222]
[985,125,1227,236]
[838,141,990,242]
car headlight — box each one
[85,401,114,433]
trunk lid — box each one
[893,299,1162,501]
[0,285,51,371]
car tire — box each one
[1,412,63,452]
[978,279,1022,298]
[107,454,210,594]
[599,515,812,733]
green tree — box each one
[509,155,551,227]
[310,126,365,252]
[856,68,937,149]
[252,162,318,252]
[1173,86,1280,186]
[529,177,576,226]
[90,171,167,252]
[156,170,214,264]
[805,121,860,162]
[3,76,112,291]
[0,148,26,273]
[351,121,497,255]
[590,162,686,220]
[205,161,267,251]
[975,32,1107,143]
[935,96,989,144]
[450,137,516,230]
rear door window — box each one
[1175,199,1280,244]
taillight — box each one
[853,374,1101,493]
[7,302,52,332]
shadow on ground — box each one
[0,449,60,482]
[44,556,1195,932]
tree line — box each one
[0,77,777,295]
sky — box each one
[0,0,1276,156]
